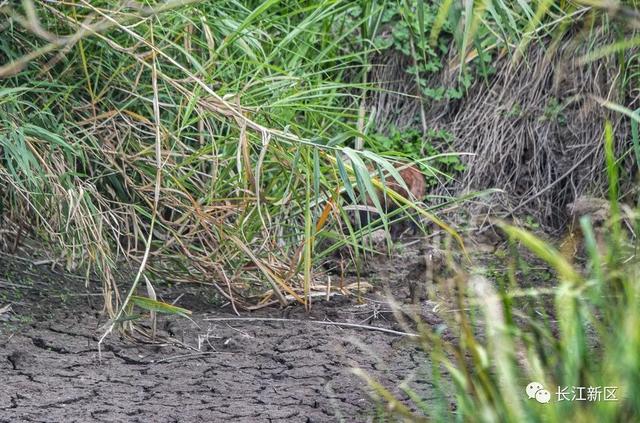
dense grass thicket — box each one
[1,0,640,421]
[0,0,482,314]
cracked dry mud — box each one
[0,249,442,422]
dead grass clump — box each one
[447,39,637,228]
[366,37,638,229]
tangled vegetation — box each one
[0,0,475,315]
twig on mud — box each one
[31,258,55,266]
[202,317,419,337]
[0,279,43,290]
[152,351,235,364]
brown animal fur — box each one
[365,164,426,208]
[351,162,426,239]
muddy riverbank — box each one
[0,247,449,422]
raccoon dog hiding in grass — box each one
[345,160,427,240]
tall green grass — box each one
[358,121,640,421]
[0,1,465,321]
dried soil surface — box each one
[0,243,450,423]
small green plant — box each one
[506,104,523,119]
[369,127,465,187]
[371,1,493,101]
[523,215,541,230]
[540,97,568,125]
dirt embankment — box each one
[0,249,443,422]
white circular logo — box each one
[526,382,543,399]
[526,382,550,403]
[535,389,551,403]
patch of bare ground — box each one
[0,247,447,423]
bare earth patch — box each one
[0,248,443,422]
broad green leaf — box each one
[130,295,192,316]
